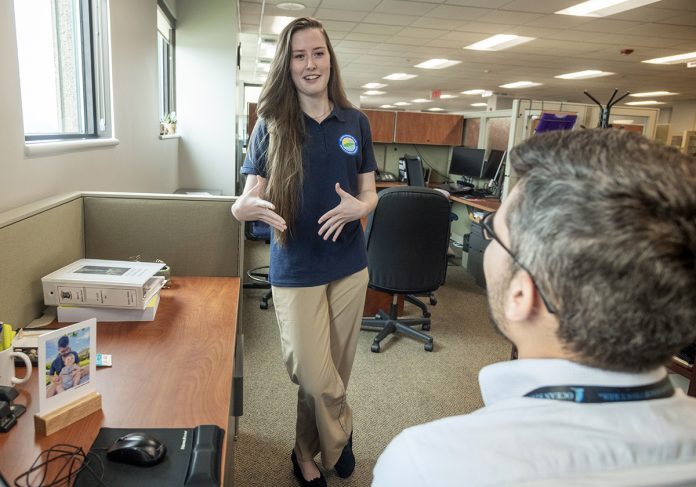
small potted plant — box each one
[160,111,177,135]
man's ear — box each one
[504,270,537,322]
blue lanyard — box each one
[524,376,674,403]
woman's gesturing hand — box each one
[318,183,367,242]
[231,177,287,232]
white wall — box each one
[0,0,179,213]
[175,0,238,194]
[669,100,696,134]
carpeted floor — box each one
[232,240,511,486]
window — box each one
[14,0,112,142]
[157,2,175,121]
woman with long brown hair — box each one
[231,17,377,487]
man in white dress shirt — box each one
[372,129,696,486]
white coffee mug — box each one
[0,346,32,386]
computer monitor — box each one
[450,147,486,178]
[403,154,425,187]
[482,149,505,180]
[535,113,577,133]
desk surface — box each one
[0,276,240,483]
[375,181,501,213]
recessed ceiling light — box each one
[461,89,487,95]
[642,52,696,64]
[412,98,432,103]
[439,94,458,99]
[414,59,461,69]
[555,70,614,79]
[629,91,678,97]
[380,105,395,109]
[428,108,445,111]
[464,34,535,51]
[277,2,305,10]
[394,102,412,106]
[362,82,387,89]
[625,100,665,105]
[383,73,418,80]
[471,103,488,107]
[499,81,542,89]
[556,0,661,17]
[363,90,386,96]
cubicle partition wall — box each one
[0,192,243,328]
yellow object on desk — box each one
[1,322,17,350]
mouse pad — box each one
[74,425,223,487]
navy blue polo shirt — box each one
[241,105,377,287]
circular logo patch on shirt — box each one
[338,134,358,155]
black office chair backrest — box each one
[245,220,271,243]
[365,186,450,294]
[404,155,426,187]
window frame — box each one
[16,0,113,143]
[157,0,176,121]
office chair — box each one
[243,220,272,309]
[361,186,451,352]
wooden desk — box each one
[0,276,240,484]
[449,195,501,213]
[668,358,696,397]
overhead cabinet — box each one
[394,111,464,146]
[362,109,396,144]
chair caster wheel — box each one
[423,311,431,318]
[422,323,430,331]
[429,297,437,305]
[424,342,433,352]
[260,302,268,310]
[371,343,380,353]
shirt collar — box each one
[479,359,668,406]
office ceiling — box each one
[238,0,696,112]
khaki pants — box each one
[272,268,369,469]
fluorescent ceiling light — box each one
[629,91,678,97]
[412,98,432,103]
[464,34,535,51]
[362,82,387,89]
[277,2,306,10]
[271,16,295,35]
[556,0,661,17]
[612,119,635,124]
[383,73,417,80]
[555,70,614,79]
[414,59,461,69]
[499,81,542,89]
[363,90,386,95]
[394,102,412,106]
[257,61,271,73]
[625,100,665,105]
[461,89,486,95]
[380,105,395,108]
[471,103,488,107]
[439,94,458,99]
[642,52,696,64]
[428,108,445,111]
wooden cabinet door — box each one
[248,102,258,139]
[395,112,463,145]
[362,109,396,143]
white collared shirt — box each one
[372,359,696,487]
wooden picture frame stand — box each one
[34,391,102,436]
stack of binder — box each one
[41,259,166,323]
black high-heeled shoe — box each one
[334,431,355,478]
[291,449,327,487]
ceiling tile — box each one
[424,5,490,20]
[360,12,421,26]
[474,9,543,25]
[374,0,439,16]
[313,8,370,22]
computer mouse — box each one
[106,432,167,467]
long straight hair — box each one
[256,17,352,245]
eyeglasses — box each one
[480,212,557,314]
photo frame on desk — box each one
[38,319,97,416]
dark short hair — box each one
[507,129,696,372]
[58,335,70,348]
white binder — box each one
[42,259,165,309]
